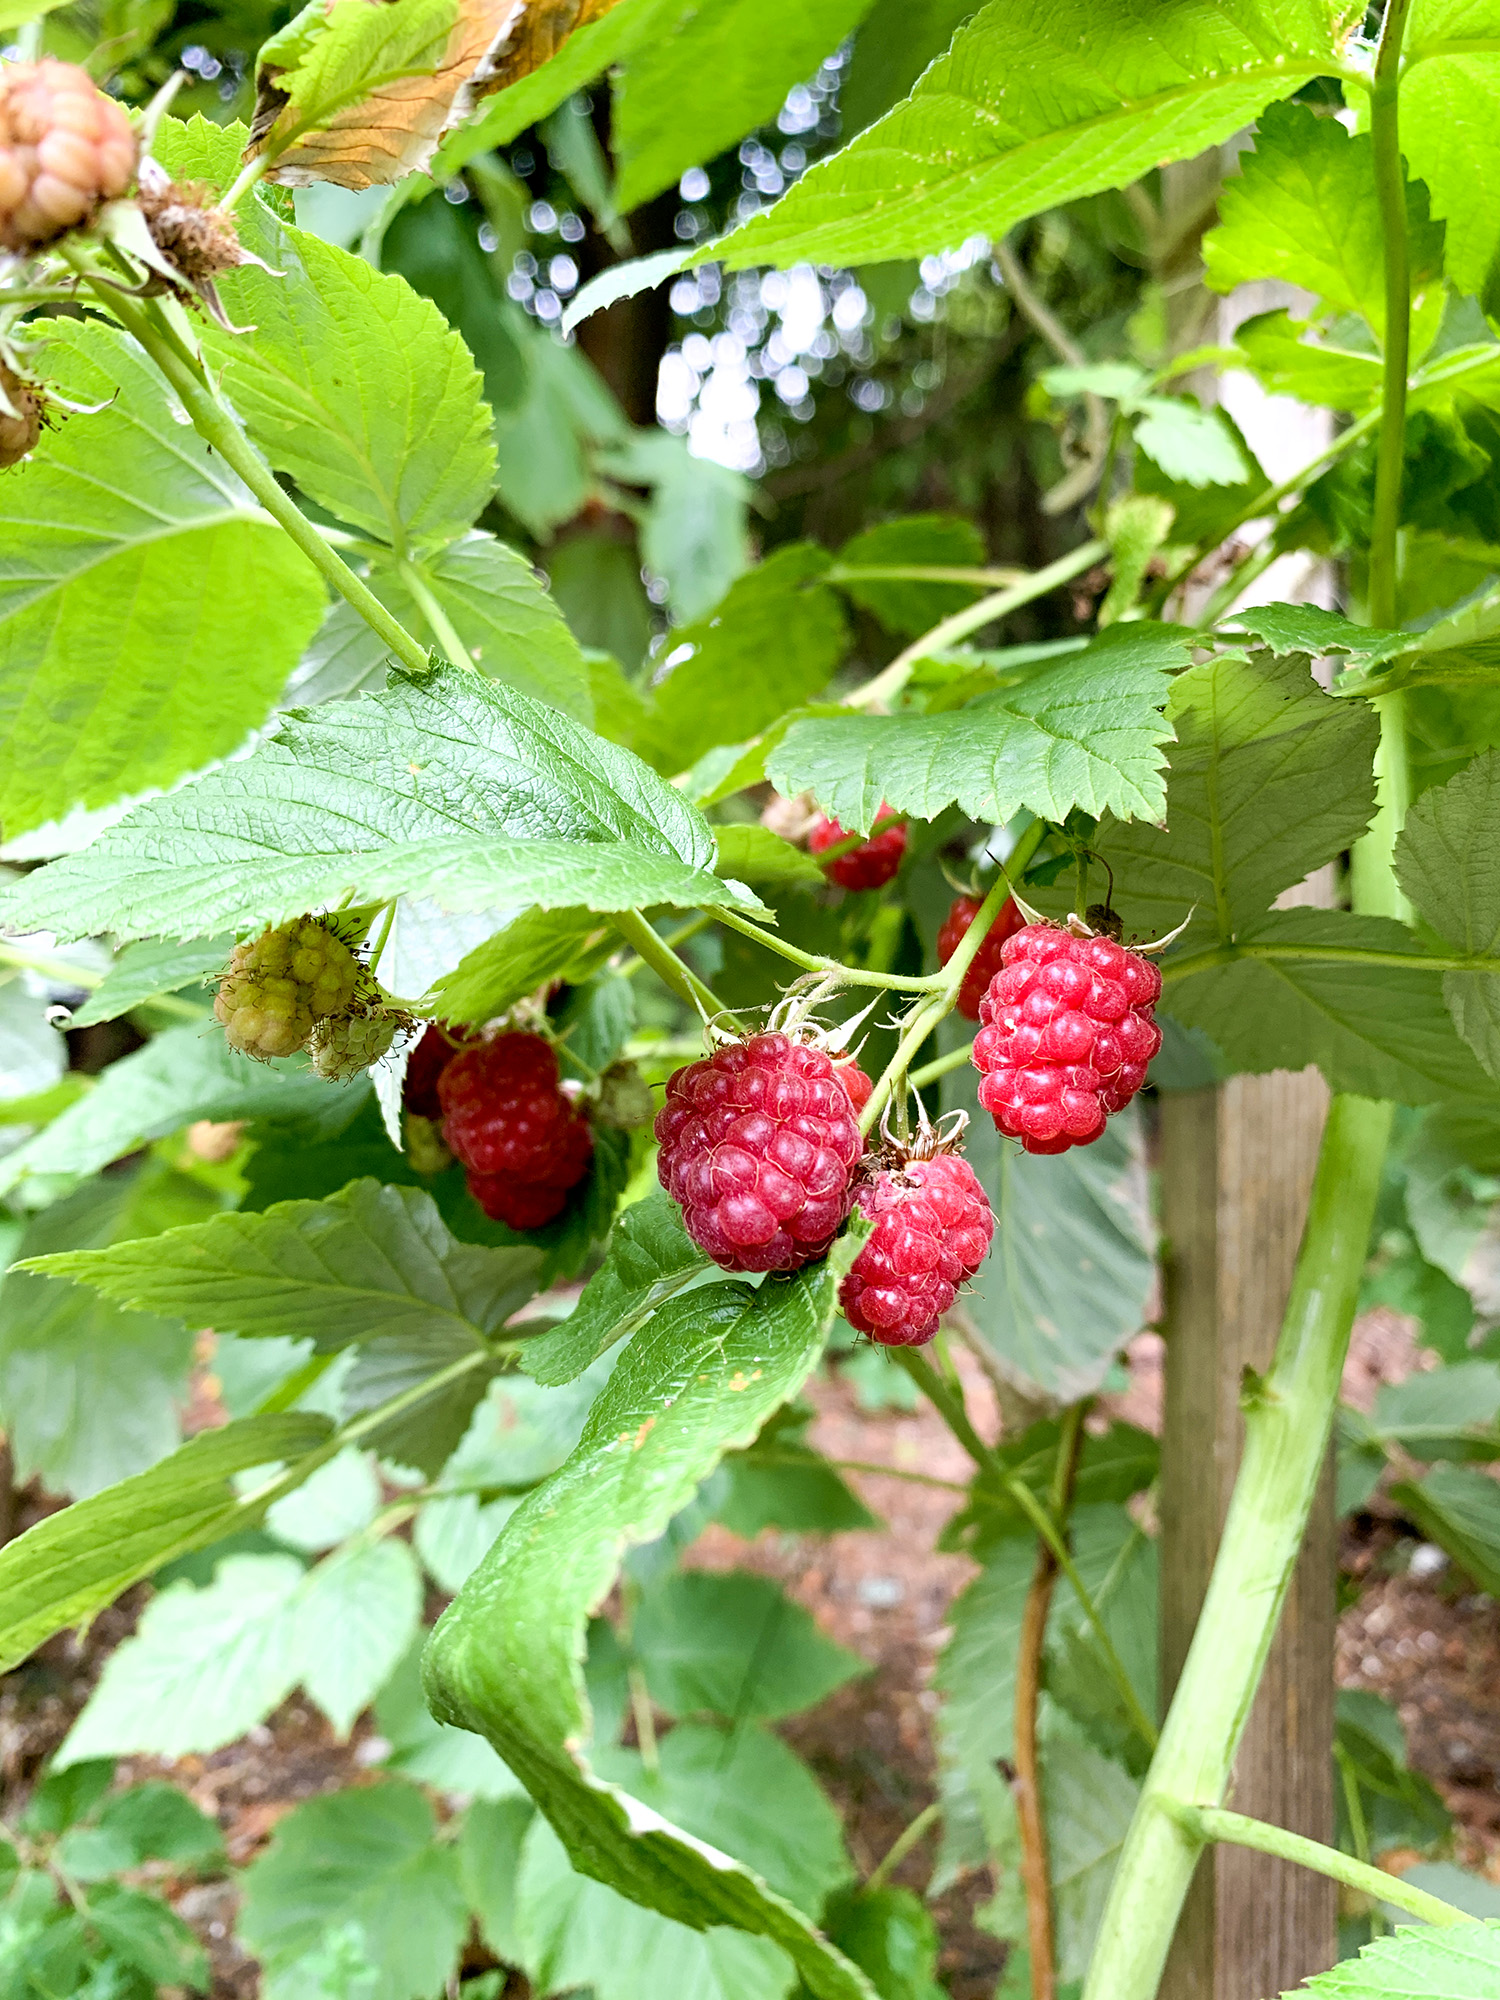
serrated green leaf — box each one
[66,938,230,1030]
[713,1405,878,1537]
[1403,0,1500,299]
[599,429,750,624]
[688,0,1352,275]
[520,1188,710,1387]
[713,824,826,890]
[340,1321,500,1477]
[0,319,326,837]
[376,1637,521,1796]
[834,513,988,636]
[83,1882,208,1990]
[805,1884,946,2000]
[769,623,1183,836]
[239,1781,469,2000]
[0,1412,331,1673]
[1374,1359,1500,1460]
[1168,908,1500,1105]
[1132,397,1250,487]
[25,1178,541,1355]
[1396,751,1500,1076]
[424,1259,878,2000]
[296,1537,423,1736]
[203,208,492,549]
[1220,602,1407,660]
[0,664,755,945]
[1282,1921,1500,1997]
[610,0,875,212]
[633,1570,866,1721]
[1084,649,1379,948]
[0,1167,223,1497]
[283,532,591,720]
[1234,308,1385,412]
[266,1446,380,1552]
[645,545,849,771]
[1204,100,1441,332]
[92,1782,228,1872]
[59,1553,308,1764]
[1391,1462,1500,1596]
[432,906,606,1025]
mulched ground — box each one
[4,1314,1500,1997]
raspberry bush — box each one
[3,11,1499,2000]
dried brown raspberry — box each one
[0,60,136,255]
[214,918,362,1061]
[0,360,42,469]
[139,171,242,283]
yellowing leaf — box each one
[477,0,626,99]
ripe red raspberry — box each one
[832,1053,873,1117]
[655,1031,864,1273]
[403,1022,467,1120]
[809,806,907,890]
[438,1032,593,1228]
[841,1151,994,1346]
[937,894,1027,1021]
[0,60,136,255]
[972,923,1162,1155]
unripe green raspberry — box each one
[594,1059,654,1129]
[214,918,361,1061]
[309,1012,397,1082]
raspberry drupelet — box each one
[655,1032,868,1272]
[438,1031,593,1229]
[937,893,1027,1021]
[0,60,136,255]
[809,806,907,890]
[841,1150,994,1347]
[972,922,1162,1155]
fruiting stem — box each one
[1013,1405,1085,2000]
[77,273,434,677]
[610,908,734,1027]
[848,542,1108,712]
[827,564,1029,588]
[908,1043,974,1090]
[398,559,474,671]
[219,150,270,213]
[1163,1803,1472,1928]
[865,1800,942,1892]
[366,903,398,980]
[1080,1093,1393,2000]
[706,909,944,991]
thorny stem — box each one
[866,1800,942,1892]
[73,266,434,677]
[848,542,1108,712]
[1163,1803,1473,1929]
[1013,1404,1085,2000]
[610,908,734,1027]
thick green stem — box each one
[84,279,432,677]
[1165,1804,1473,1929]
[1080,1093,1394,2000]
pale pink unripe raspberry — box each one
[0,59,136,254]
[655,1031,867,1273]
[841,1152,994,1346]
[972,922,1162,1155]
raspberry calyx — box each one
[809,805,907,891]
[214,918,362,1061]
[0,360,42,469]
[655,1030,866,1273]
[438,1031,593,1230]
[937,893,1026,1021]
[972,919,1163,1155]
[0,60,136,255]
[840,1139,994,1348]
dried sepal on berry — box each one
[0,59,136,256]
[0,358,43,469]
[840,1113,994,1347]
[213,917,364,1061]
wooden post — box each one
[1158,1070,1338,1999]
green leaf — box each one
[67,939,230,1030]
[802,1885,946,2000]
[1403,0,1500,299]
[1391,1462,1500,1596]
[239,1781,470,2000]
[1168,908,1500,1105]
[645,545,850,771]
[283,532,591,721]
[91,1782,228,1871]
[59,1553,308,1764]
[1282,1923,1500,1997]
[431,907,605,1025]
[1204,101,1440,332]
[769,623,1184,836]
[1373,1359,1500,1460]
[25,1178,542,1355]
[633,1570,866,1721]
[713,824,827,891]
[692,0,1352,274]
[20,1761,115,1836]
[610,0,876,212]
[423,1255,879,2000]
[0,1168,221,1497]
[83,1882,208,1990]
[1381,1863,1500,1923]
[0,1024,337,1198]
[295,1538,423,1736]
[1220,603,1407,661]
[601,430,750,626]
[1234,308,1384,412]
[0,319,326,837]
[377,1637,521,1797]
[713,1405,878,1537]
[1397,750,1500,1076]
[0,1412,331,1674]
[0,663,755,945]
[1132,397,1250,487]
[834,513,988,635]
[1086,649,1379,948]
[265,1446,381,1552]
[520,1188,709,1387]
[949,1067,1155,1402]
[840,0,975,134]
[205,207,492,549]
[1021,1723,1139,1981]
[1336,1689,1451,1858]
